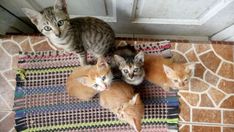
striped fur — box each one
[22,0,115,65]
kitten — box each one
[113,42,145,85]
[144,55,195,91]
[22,0,115,66]
[99,81,144,132]
[66,58,113,100]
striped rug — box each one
[14,41,179,132]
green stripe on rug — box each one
[25,67,76,74]
[23,118,178,131]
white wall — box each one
[1,0,234,41]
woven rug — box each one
[14,41,179,132]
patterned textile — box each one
[14,41,178,132]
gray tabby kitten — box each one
[114,41,145,85]
[22,0,115,66]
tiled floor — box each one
[0,35,233,132]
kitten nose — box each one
[54,30,61,37]
[129,74,134,79]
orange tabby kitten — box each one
[99,81,144,132]
[144,55,195,91]
[66,58,113,101]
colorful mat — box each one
[14,41,179,132]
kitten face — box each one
[163,63,195,89]
[114,51,145,85]
[77,58,113,91]
[116,94,143,132]
[22,0,70,40]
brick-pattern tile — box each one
[212,44,233,62]
[192,109,221,123]
[218,79,234,94]
[180,92,199,106]
[190,78,209,92]
[33,40,54,51]
[221,96,234,109]
[2,41,20,55]
[200,51,221,73]
[223,111,234,124]
[192,125,221,132]
[223,127,234,132]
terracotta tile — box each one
[30,35,46,44]
[204,71,219,86]
[0,47,11,71]
[180,92,199,106]
[177,43,192,53]
[185,50,198,62]
[0,112,15,132]
[20,39,33,52]
[194,64,206,79]
[172,51,187,63]
[33,41,54,51]
[220,96,234,109]
[0,97,10,111]
[10,80,16,89]
[194,44,211,54]
[170,43,176,50]
[191,78,209,92]
[200,51,221,72]
[192,109,221,123]
[0,74,13,95]
[0,112,9,120]
[180,125,190,132]
[179,98,190,121]
[218,79,234,94]
[192,125,221,132]
[12,35,28,43]
[218,62,234,80]
[2,41,20,55]
[3,69,16,80]
[208,88,225,105]
[212,44,233,62]
[223,127,234,132]
[1,89,14,110]
[223,111,234,124]
[200,93,214,107]
[11,55,19,69]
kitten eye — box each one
[102,76,106,81]
[93,84,98,87]
[184,78,188,82]
[44,26,51,31]
[133,68,140,72]
[57,20,64,27]
[174,80,178,82]
[123,69,128,73]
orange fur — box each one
[144,55,194,91]
[99,81,144,132]
[66,58,112,101]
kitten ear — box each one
[163,64,175,78]
[185,63,195,73]
[116,41,128,48]
[129,94,139,105]
[134,51,144,65]
[22,8,42,25]
[76,76,92,87]
[129,118,142,132]
[114,55,126,66]
[54,0,67,13]
[97,58,108,71]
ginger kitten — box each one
[66,58,113,101]
[99,81,144,132]
[144,55,195,91]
